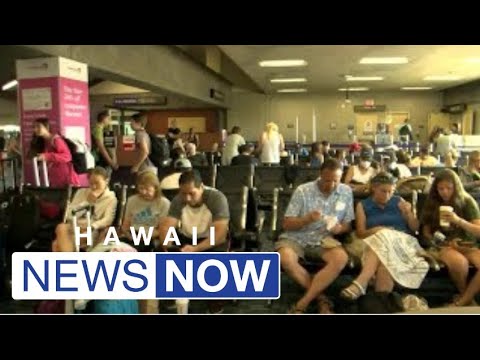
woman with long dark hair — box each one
[32,118,79,187]
[422,169,480,306]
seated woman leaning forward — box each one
[340,172,429,300]
[421,169,480,307]
[52,167,118,252]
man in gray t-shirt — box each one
[159,170,230,252]
[130,113,158,175]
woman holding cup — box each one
[421,169,480,306]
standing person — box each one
[186,127,200,148]
[32,117,80,187]
[399,118,414,142]
[221,126,245,166]
[258,122,285,165]
[130,113,157,176]
[92,111,118,177]
[435,129,456,158]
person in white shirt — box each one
[435,130,457,157]
[258,122,285,165]
[221,126,246,166]
[344,146,378,193]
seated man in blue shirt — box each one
[276,158,354,313]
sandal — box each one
[317,295,334,314]
[288,304,306,314]
[340,280,366,301]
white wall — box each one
[228,91,443,144]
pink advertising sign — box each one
[16,57,90,186]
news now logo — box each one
[12,252,280,300]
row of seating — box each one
[11,182,256,255]
[268,186,480,305]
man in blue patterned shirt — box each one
[276,158,354,313]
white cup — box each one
[439,206,454,227]
[176,299,189,314]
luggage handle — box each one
[72,206,93,253]
[33,156,49,187]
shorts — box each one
[274,237,341,261]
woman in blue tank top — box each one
[340,172,429,300]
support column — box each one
[16,57,90,186]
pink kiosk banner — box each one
[16,57,90,186]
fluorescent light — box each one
[2,80,17,91]
[465,58,480,63]
[360,57,408,64]
[270,78,307,83]
[338,87,369,91]
[259,59,307,67]
[401,87,433,90]
[346,76,384,81]
[277,88,307,93]
[423,75,462,81]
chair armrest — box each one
[256,210,266,234]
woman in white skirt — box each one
[340,172,429,300]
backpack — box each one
[148,133,170,168]
[61,136,96,174]
[357,291,404,314]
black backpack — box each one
[60,136,95,174]
[357,292,404,314]
[148,133,170,168]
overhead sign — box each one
[113,96,167,106]
[354,105,386,113]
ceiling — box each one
[0,45,107,101]
[219,45,480,93]
[0,46,217,109]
